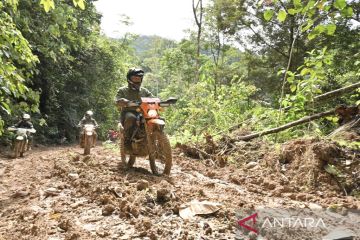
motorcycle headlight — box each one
[147,109,158,117]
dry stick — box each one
[237,109,335,141]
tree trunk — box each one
[237,109,335,141]
[192,0,203,82]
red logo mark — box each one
[238,213,258,234]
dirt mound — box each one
[277,138,359,196]
[177,134,360,206]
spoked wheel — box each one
[149,130,172,175]
[119,135,136,168]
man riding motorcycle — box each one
[12,113,35,150]
[115,68,153,147]
[78,110,99,147]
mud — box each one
[0,138,359,239]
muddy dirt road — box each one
[0,143,359,239]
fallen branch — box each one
[314,82,360,102]
[284,82,360,111]
[237,109,335,141]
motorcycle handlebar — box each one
[8,127,36,133]
[119,98,177,107]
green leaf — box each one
[334,0,346,10]
[287,76,295,83]
[301,20,313,32]
[290,84,297,92]
[73,0,85,9]
[341,7,354,17]
[1,102,10,114]
[277,10,287,22]
[40,0,55,12]
[264,9,274,21]
[77,0,85,10]
[308,31,318,40]
[325,24,336,35]
[300,68,310,76]
[293,0,302,9]
[288,8,299,15]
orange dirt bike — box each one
[80,124,97,155]
[7,127,36,158]
[117,97,177,175]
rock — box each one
[139,231,147,237]
[282,192,296,200]
[148,231,157,240]
[102,205,115,216]
[44,187,60,197]
[68,173,79,180]
[136,180,149,191]
[308,202,323,210]
[130,206,140,218]
[143,217,152,230]
[12,190,30,198]
[83,155,91,163]
[204,227,212,235]
[246,161,258,169]
[96,227,110,238]
[203,222,212,235]
[296,193,311,201]
[58,219,71,232]
[322,228,356,240]
[262,181,277,190]
[156,188,171,202]
[65,233,80,240]
[206,171,216,178]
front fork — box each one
[145,123,157,173]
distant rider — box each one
[78,110,99,147]
[13,113,35,150]
[115,68,153,146]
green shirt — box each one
[115,85,153,102]
[115,85,154,112]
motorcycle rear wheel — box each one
[149,130,172,175]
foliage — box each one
[0,1,40,135]
[1,0,359,146]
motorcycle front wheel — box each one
[13,141,21,158]
[84,135,92,155]
[149,130,172,175]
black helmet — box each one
[126,68,144,81]
[126,68,144,90]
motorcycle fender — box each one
[148,119,165,126]
[16,136,24,141]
